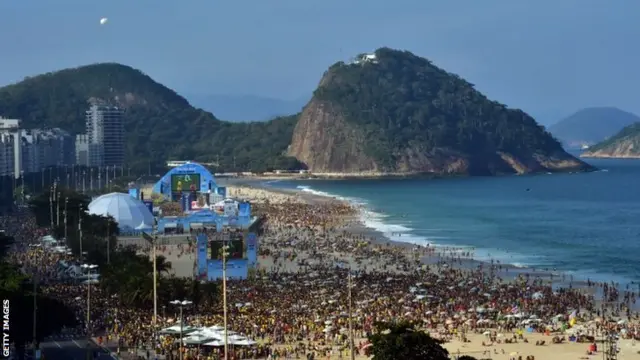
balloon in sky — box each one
[99,18,108,25]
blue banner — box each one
[128,188,139,200]
[196,234,208,280]
[238,202,251,217]
[207,259,248,280]
[246,232,258,267]
[181,194,190,212]
[217,187,227,198]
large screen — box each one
[208,240,245,260]
[171,173,200,193]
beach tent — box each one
[159,325,198,335]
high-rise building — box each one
[85,105,124,167]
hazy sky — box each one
[1,0,638,125]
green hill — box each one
[0,63,302,173]
[548,107,640,148]
[582,122,640,158]
[289,48,592,175]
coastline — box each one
[227,181,589,290]
[221,165,598,182]
[580,153,640,159]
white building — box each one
[0,118,22,178]
[0,132,16,177]
[350,53,378,65]
[0,118,75,177]
[83,105,124,167]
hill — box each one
[186,94,308,122]
[0,63,302,173]
[581,122,640,158]
[289,48,592,175]
[548,107,640,149]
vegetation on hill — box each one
[548,107,640,147]
[311,48,572,171]
[0,63,302,173]
[584,122,640,155]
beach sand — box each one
[222,183,638,360]
[125,183,639,360]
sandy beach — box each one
[165,182,637,360]
[119,181,640,359]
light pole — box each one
[78,205,84,258]
[82,264,98,360]
[64,198,68,242]
[56,191,61,227]
[220,242,230,360]
[170,300,192,360]
[20,170,24,204]
[48,186,54,229]
[348,270,355,360]
[29,244,39,355]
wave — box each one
[292,185,547,271]
[295,185,432,245]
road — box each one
[39,337,116,360]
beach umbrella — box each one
[532,292,544,300]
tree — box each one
[368,321,449,360]
[0,63,304,173]
[0,235,77,358]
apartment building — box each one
[83,105,125,167]
[0,118,75,177]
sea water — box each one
[265,158,640,287]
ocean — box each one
[264,158,640,287]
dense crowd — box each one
[2,196,640,360]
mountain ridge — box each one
[548,107,640,148]
[0,62,302,173]
[581,122,640,158]
[289,48,593,175]
[185,93,309,122]
[0,51,594,176]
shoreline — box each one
[221,166,598,182]
[228,182,596,291]
[580,153,640,159]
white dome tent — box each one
[88,193,154,232]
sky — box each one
[1,0,639,125]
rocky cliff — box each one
[581,122,640,158]
[289,48,593,175]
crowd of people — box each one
[2,190,640,359]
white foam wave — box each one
[293,184,543,269]
[295,185,431,245]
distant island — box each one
[548,107,640,149]
[0,48,594,176]
[289,48,592,175]
[581,122,640,158]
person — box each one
[176,180,183,192]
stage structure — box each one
[195,219,261,281]
[152,161,226,202]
